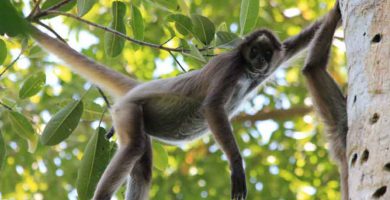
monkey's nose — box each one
[257,57,266,66]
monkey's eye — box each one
[249,46,259,59]
[263,50,273,61]
[250,47,259,54]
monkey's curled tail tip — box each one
[105,127,115,139]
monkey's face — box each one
[242,34,282,76]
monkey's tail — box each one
[28,25,138,98]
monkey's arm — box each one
[282,11,335,61]
[202,77,246,200]
[302,4,348,200]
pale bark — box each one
[341,0,390,199]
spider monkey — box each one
[27,6,337,199]
[302,2,348,200]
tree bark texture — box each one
[341,0,390,199]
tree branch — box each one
[33,0,74,19]
[39,10,213,53]
[96,87,111,109]
[233,106,313,122]
[168,51,186,72]
[0,101,13,111]
[35,21,67,43]
[27,0,42,19]
[36,10,214,53]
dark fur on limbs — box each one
[302,2,348,200]
[28,8,337,199]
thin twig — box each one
[96,87,115,139]
[35,21,67,43]
[0,101,12,111]
[0,47,26,78]
[160,36,175,47]
[33,0,74,19]
[98,107,107,128]
[27,0,42,19]
[45,11,186,52]
[203,54,217,57]
[40,10,213,53]
[168,51,186,72]
[233,106,313,122]
[96,87,111,109]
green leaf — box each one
[130,4,144,41]
[1,98,16,109]
[0,131,6,171]
[42,0,76,11]
[104,1,127,57]
[82,102,104,121]
[28,45,46,59]
[216,22,228,32]
[41,100,84,146]
[0,39,6,65]
[191,14,215,45]
[77,127,111,200]
[184,44,206,63]
[41,0,76,19]
[167,14,193,36]
[240,0,259,35]
[177,0,189,14]
[152,142,168,171]
[19,72,46,99]
[0,0,28,37]
[216,31,241,48]
[180,39,190,49]
[77,0,95,17]
[153,0,179,11]
[5,110,37,152]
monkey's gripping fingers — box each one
[231,164,247,200]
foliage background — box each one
[0,0,347,199]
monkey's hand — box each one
[231,163,247,200]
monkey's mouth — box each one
[246,62,270,78]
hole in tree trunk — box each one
[371,34,382,43]
[370,113,380,124]
[361,149,369,163]
[351,153,358,166]
[384,163,390,172]
[372,186,387,198]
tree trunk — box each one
[341,0,390,199]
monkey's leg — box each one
[303,67,348,200]
[93,103,146,200]
[203,105,246,200]
[302,4,348,200]
[125,136,152,200]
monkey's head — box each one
[239,29,282,76]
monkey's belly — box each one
[142,96,209,142]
